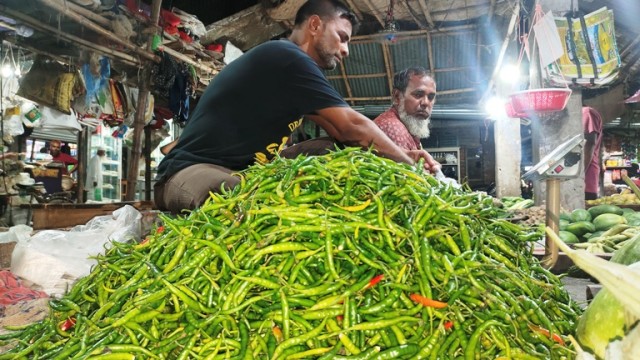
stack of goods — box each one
[0,149,581,359]
[560,205,640,254]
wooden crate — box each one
[22,201,155,230]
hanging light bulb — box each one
[0,64,13,78]
[485,96,507,120]
[377,0,398,43]
[500,64,521,84]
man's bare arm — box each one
[307,107,440,172]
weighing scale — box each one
[523,134,584,268]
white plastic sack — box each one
[39,106,82,131]
[11,205,142,297]
[3,114,24,137]
[0,224,32,245]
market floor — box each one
[560,276,598,309]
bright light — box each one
[14,67,21,77]
[0,64,12,78]
[499,64,521,84]
[485,96,506,119]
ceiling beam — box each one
[416,0,435,28]
[487,0,497,24]
[51,0,111,27]
[327,73,386,79]
[344,0,364,21]
[344,87,477,101]
[351,25,476,42]
[399,0,426,30]
[621,33,640,58]
[0,5,142,66]
[2,35,75,65]
[38,0,159,63]
[361,0,385,27]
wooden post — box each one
[76,128,88,203]
[125,0,161,201]
[144,126,152,201]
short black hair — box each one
[393,67,434,93]
[294,0,359,33]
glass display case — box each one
[90,126,122,202]
[425,147,462,183]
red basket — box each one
[505,102,527,118]
[509,88,572,114]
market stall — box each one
[0,0,639,359]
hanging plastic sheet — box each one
[548,7,621,87]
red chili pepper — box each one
[336,315,344,323]
[60,317,76,331]
[444,321,454,330]
[528,324,565,345]
[410,293,448,309]
[156,226,165,234]
[365,274,384,289]
[272,325,283,343]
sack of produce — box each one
[549,229,640,360]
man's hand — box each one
[406,150,441,174]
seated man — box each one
[155,0,439,213]
[374,66,436,151]
[49,140,78,175]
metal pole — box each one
[543,178,561,269]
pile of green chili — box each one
[0,148,581,359]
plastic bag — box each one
[39,106,82,131]
[0,225,32,245]
[11,205,142,297]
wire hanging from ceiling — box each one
[383,0,397,32]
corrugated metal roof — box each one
[323,26,492,111]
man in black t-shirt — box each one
[155,0,440,213]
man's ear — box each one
[308,15,322,35]
[392,89,401,106]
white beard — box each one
[397,102,431,139]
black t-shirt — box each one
[157,40,348,179]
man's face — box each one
[395,75,436,138]
[313,16,352,70]
[50,142,61,156]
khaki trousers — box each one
[154,137,337,213]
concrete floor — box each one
[560,276,598,309]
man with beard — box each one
[49,139,78,175]
[155,0,440,213]
[374,67,436,151]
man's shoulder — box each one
[374,107,400,125]
[253,40,300,55]
[61,153,78,163]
